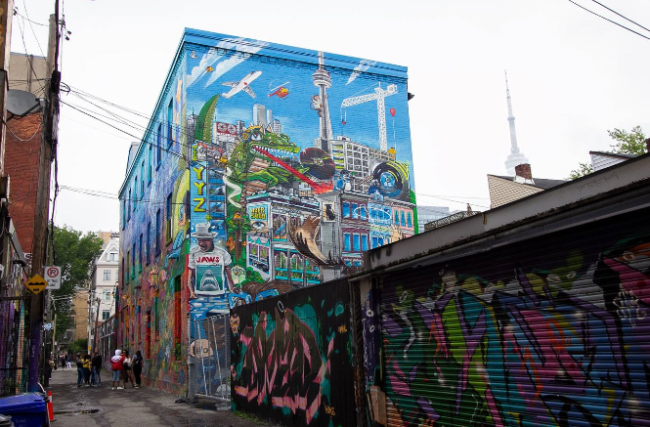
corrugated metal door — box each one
[379,207,650,427]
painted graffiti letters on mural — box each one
[377,224,650,427]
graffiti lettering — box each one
[196,256,220,264]
[193,181,206,195]
[193,198,206,212]
[249,207,266,220]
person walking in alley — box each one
[132,350,143,388]
[66,354,72,370]
[111,349,125,390]
[123,350,135,388]
[92,352,103,386]
[76,353,84,387]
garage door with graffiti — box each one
[379,208,650,427]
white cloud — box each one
[346,59,377,85]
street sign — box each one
[44,266,61,290]
[26,274,48,294]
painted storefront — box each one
[230,279,355,426]
[118,29,417,396]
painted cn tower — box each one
[313,51,334,153]
[504,71,529,175]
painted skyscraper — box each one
[504,72,528,175]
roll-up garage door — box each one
[379,207,650,427]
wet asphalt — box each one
[48,367,275,427]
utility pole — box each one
[27,3,60,392]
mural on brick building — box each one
[230,279,355,426]
[377,214,650,427]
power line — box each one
[567,0,650,41]
[589,0,650,34]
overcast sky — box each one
[12,0,650,233]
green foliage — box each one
[195,94,219,142]
[568,126,647,180]
[608,126,647,156]
[67,338,88,355]
[567,162,594,180]
[53,226,104,340]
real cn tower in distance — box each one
[313,51,334,153]
[504,71,529,175]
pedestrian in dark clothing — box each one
[60,355,65,369]
[83,354,92,386]
[76,353,84,387]
[92,352,102,386]
[132,350,143,388]
[122,350,135,388]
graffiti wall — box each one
[231,279,356,426]
[377,208,650,427]
[118,50,191,394]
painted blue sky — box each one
[184,35,415,188]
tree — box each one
[568,126,648,180]
[67,338,88,355]
[53,226,104,340]
[607,126,647,156]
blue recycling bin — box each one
[0,393,49,427]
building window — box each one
[139,233,143,272]
[134,178,138,210]
[167,100,173,147]
[344,233,351,251]
[407,212,412,228]
[128,189,132,220]
[394,211,399,226]
[343,202,350,218]
[121,257,125,287]
[148,144,153,184]
[146,222,151,265]
[360,205,367,220]
[362,234,368,251]
[155,209,161,255]
[103,270,111,281]
[353,233,360,251]
[131,243,136,278]
[157,124,162,169]
[352,203,358,219]
[108,252,117,262]
[122,198,126,229]
[401,211,406,227]
[102,311,110,321]
[126,252,130,282]
[140,162,145,196]
[103,290,111,301]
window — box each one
[139,233,143,272]
[146,222,151,265]
[134,179,138,210]
[128,189,132,220]
[407,212,412,228]
[121,257,125,287]
[148,144,153,184]
[394,211,399,225]
[156,124,162,169]
[155,209,161,255]
[401,211,406,227]
[103,290,111,301]
[362,235,368,251]
[166,193,172,244]
[353,233,360,251]
[108,252,117,262]
[167,100,173,146]
[140,162,145,196]
[352,203,358,219]
[131,243,136,277]
[103,270,111,281]
[126,252,130,282]
[344,233,351,251]
[360,205,367,220]
[102,311,110,320]
[122,198,126,229]
[343,202,350,218]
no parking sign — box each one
[45,266,61,290]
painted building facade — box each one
[118,29,417,395]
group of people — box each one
[110,349,143,390]
[76,352,103,387]
[74,349,143,390]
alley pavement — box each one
[48,367,273,427]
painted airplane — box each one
[221,71,262,99]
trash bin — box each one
[0,414,13,427]
[0,394,48,427]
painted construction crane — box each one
[341,83,398,152]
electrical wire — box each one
[567,0,650,41]
[588,0,650,34]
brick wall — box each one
[4,112,43,253]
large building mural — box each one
[118,29,416,396]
